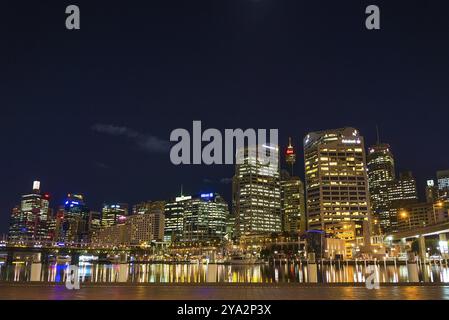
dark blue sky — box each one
[1,0,448,234]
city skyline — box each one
[2,128,447,236]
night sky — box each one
[1,0,448,234]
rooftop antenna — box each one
[180,184,183,197]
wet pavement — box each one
[1,283,448,300]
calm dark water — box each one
[1,262,449,284]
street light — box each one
[400,209,411,230]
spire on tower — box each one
[285,137,296,176]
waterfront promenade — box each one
[1,283,448,300]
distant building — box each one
[426,180,439,203]
[367,143,395,235]
[182,193,229,243]
[437,170,449,200]
[88,211,102,241]
[396,203,433,232]
[388,171,418,232]
[280,171,306,233]
[133,201,165,215]
[303,128,372,245]
[388,171,418,203]
[102,203,129,227]
[8,206,22,242]
[8,181,51,243]
[92,210,165,246]
[92,223,129,247]
[233,144,281,237]
[226,213,236,240]
[164,194,191,242]
[61,194,90,243]
[128,212,164,244]
[131,201,165,241]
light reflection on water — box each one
[1,262,449,284]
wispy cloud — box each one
[92,123,169,153]
[93,161,111,169]
[219,178,233,184]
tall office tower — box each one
[8,206,22,243]
[149,207,165,242]
[437,170,449,200]
[426,180,439,203]
[388,171,418,202]
[8,181,51,243]
[367,143,396,235]
[88,211,102,234]
[46,209,56,241]
[101,203,129,227]
[63,194,90,243]
[164,194,191,242]
[182,193,229,243]
[52,207,65,243]
[387,171,418,232]
[233,144,281,238]
[280,170,306,233]
[303,128,372,245]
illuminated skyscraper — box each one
[387,171,418,232]
[388,172,418,202]
[63,194,90,243]
[88,211,102,239]
[164,194,191,242]
[280,171,306,233]
[182,193,229,243]
[102,203,129,227]
[367,143,395,235]
[303,128,371,245]
[233,144,281,238]
[8,181,51,243]
[8,206,22,242]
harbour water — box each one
[1,261,449,284]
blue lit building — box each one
[61,194,90,243]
